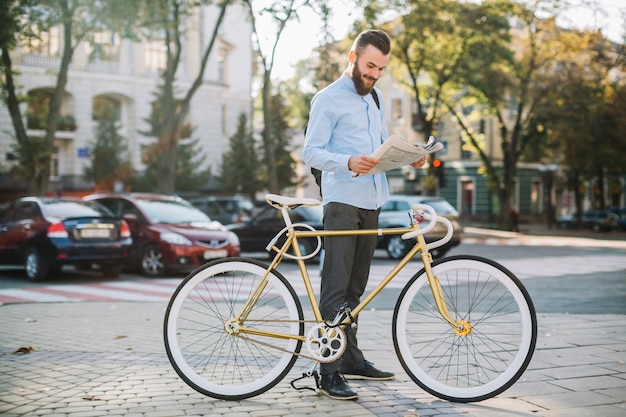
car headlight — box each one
[160,232,193,246]
[228,231,240,246]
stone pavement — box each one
[1,301,625,417]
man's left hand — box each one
[410,156,428,169]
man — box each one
[302,29,428,400]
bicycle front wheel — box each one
[393,255,537,402]
[164,258,304,400]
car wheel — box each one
[386,235,409,260]
[25,247,49,281]
[101,263,122,278]
[141,245,165,276]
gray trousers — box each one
[319,202,379,375]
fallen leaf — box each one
[12,346,38,354]
[115,335,127,339]
[82,396,101,401]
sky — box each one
[266,0,625,81]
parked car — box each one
[609,208,626,231]
[377,195,462,259]
[556,210,619,232]
[227,204,324,258]
[188,195,255,225]
[0,196,132,281]
[84,192,240,276]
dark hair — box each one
[351,29,391,56]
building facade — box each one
[0,4,253,199]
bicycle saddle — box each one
[265,194,321,210]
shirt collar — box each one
[340,71,358,95]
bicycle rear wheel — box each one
[164,258,304,400]
[393,255,536,402]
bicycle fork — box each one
[419,249,473,337]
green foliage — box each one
[174,138,212,192]
[220,113,263,195]
[266,92,297,191]
[136,86,212,192]
[9,135,53,189]
[84,114,133,190]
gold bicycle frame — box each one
[232,218,463,342]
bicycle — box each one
[164,194,537,403]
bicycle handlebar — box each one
[401,204,453,250]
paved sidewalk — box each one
[1,302,625,417]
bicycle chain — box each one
[232,319,341,363]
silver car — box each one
[377,195,462,259]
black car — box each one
[556,210,619,232]
[227,204,324,257]
[189,195,256,225]
[0,197,132,280]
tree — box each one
[243,0,309,193]
[220,112,263,197]
[378,0,512,197]
[447,1,566,227]
[138,0,230,193]
[531,29,626,219]
[266,91,296,191]
[136,87,213,192]
[84,114,133,190]
[0,0,137,194]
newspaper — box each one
[357,135,443,176]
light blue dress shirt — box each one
[302,72,390,210]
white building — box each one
[0,4,253,195]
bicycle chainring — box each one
[305,323,346,363]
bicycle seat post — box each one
[279,206,293,229]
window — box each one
[26,90,52,130]
[23,26,60,56]
[93,96,121,121]
[86,32,121,62]
[145,32,167,73]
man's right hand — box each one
[348,154,380,175]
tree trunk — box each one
[40,0,76,195]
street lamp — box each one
[538,164,558,228]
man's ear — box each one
[348,50,356,64]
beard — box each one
[351,59,377,96]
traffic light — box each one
[432,159,445,187]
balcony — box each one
[26,113,77,139]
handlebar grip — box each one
[401,204,437,240]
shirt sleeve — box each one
[302,93,352,173]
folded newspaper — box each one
[358,135,443,176]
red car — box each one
[0,196,132,280]
[84,192,240,276]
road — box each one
[1,230,625,314]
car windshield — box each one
[137,199,212,224]
[421,200,459,216]
[43,200,112,218]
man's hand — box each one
[410,156,428,169]
[348,154,380,175]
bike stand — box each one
[290,362,320,392]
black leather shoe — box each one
[341,360,395,380]
[319,371,358,400]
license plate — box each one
[204,250,228,259]
[80,228,111,238]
